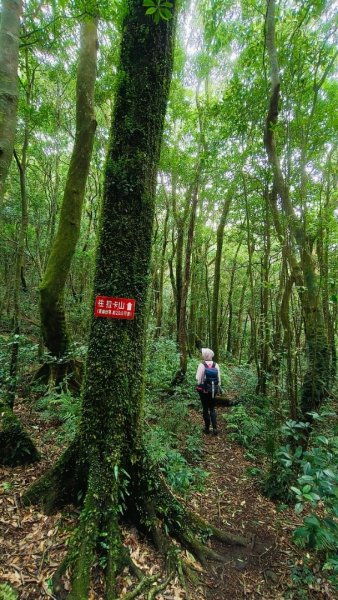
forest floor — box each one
[0,399,335,599]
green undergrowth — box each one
[0,334,40,397]
[144,338,209,498]
[222,373,338,592]
[0,583,18,600]
[35,388,81,443]
[33,336,209,499]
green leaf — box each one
[295,502,303,515]
[146,7,157,14]
[159,8,172,19]
[323,469,335,478]
[143,0,156,5]
[303,493,315,501]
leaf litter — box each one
[0,401,335,599]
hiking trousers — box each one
[198,391,217,430]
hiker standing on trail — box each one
[196,348,221,436]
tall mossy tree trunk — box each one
[24,2,248,597]
[0,0,22,203]
[264,0,330,421]
[37,16,98,391]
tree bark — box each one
[155,198,169,337]
[39,17,98,366]
[0,0,22,202]
[264,0,330,419]
[210,185,233,361]
[24,5,249,597]
[225,241,242,356]
[0,48,40,466]
[176,169,201,381]
[256,189,271,396]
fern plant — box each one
[0,583,18,600]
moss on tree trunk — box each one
[24,2,250,597]
[39,17,98,385]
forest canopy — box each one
[0,0,337,598]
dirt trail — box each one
[189,405,304,600]
[0,402,331,599]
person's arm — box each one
[196,363,205,384]
[216,364,221,386]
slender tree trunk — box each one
[155,203,169,337]
[233,271,248,360]
[244,178,258,369]
[177,177,200,378]
[175,218,184,338]
[226,241,242,356]
[264,0,330,419]
[256,190,271,395]
[0,0,22,202]
[0,51,39,464]
[8,147,28,407]
[39,17,98,369]
[211,186,233,361]
[188,246,204,351]
[317,154,337,385]
[268,248,287,394]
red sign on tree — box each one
[94,296,135,320]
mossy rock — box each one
[0,583,18,600]
[0,401,40,466]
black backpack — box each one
[203,362,219,398]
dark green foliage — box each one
[0,400,40,466]
[0,334,39,393]
[145,338,208,497]
[145,337,180,399]
[223,365,257,402]
[35,390,81,443]
[225,381,338,591]
[224,393,280,464]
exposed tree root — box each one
[147,571,174,600]
[120,574,159,600]
[187,510,250,547]
[22,438,85,512]
[32,358,83,395]
[25,440,251,598]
